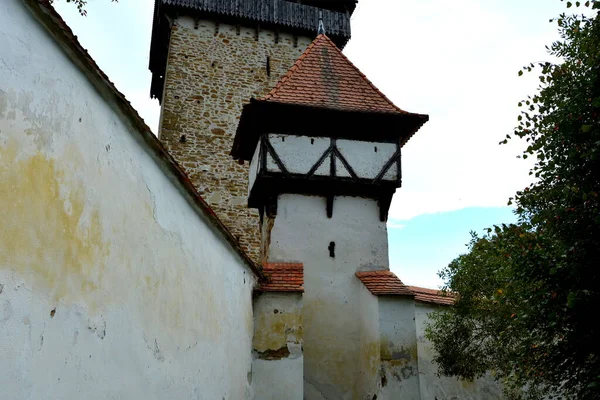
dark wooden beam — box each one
[326,195,334,218]
[378,196,392,222]
[373,148,400,184]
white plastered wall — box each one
[266,134,398,180]
[267,194,388,399]
[0,1,256,398]
[357,282,383,397]
[252,292,303,400]
[378,296,421,400]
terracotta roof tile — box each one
[259,34,409,114]
[355,271,414,296]
[408,286,456,306]
[258,263,304,293]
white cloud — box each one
[54,0,568,220]
[344,0,564,220]
[386,221,406,229]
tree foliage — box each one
[426,1,600,399]
[49,0,118,16]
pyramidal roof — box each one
[258,34,408,114]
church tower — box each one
[149,0,355,261]
[233,34,429,399]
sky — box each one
[53,0,569,288]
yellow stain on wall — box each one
[302,299,360,392]
[380,337,418,366]
[362,340,381,374]
[253,308,302,352]
[460,379,476,390]
[0,141,107,304]
[0,134,228,347]
[355,340,381,398]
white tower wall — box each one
[267,194,388,399]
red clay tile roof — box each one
[408,286,456,306]
[259,34,409,114]
[258,263,304,293]
[355,271,414,296]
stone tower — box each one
[149,0,356,261]
[232,34,429,399]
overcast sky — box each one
[346,0,567,222]
[54,0,569,287]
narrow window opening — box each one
[328,242,335,258]
[374,146,378,153]
[266,56,271,77]
[311,138,315,145]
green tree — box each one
[425,1,600,399]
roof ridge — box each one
[408,285,456,306]
[355,270,414,297]
[263,262,304,269]
[316,35,407,114]
[258,34,409,115]
[261,35,324,101]
[258,262,304,293]
[408,285,449,293]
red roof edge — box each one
[257,262,304,293]
[313,35,408,114]
[408,286,456,306]
[356,271,414,297]
[260,34,408,115]
[25,0,261,278]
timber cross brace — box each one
[249,134,402,222]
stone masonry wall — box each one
[159,16,313,262]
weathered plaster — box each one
[158,17,313,262]
[0,1,256,398]
[264,134,398,181]
[267,134,330,175]
[252,292,303,399]
[415,302,505,399]
[357,282,382,399]
[253,292,303,353]
[336,139,397,180]
[378,296,421,400]
[267,194,388,399]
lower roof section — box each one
[257,262,304,292]
[356,271,415,297]
[357,272,456,306]
[409,286,456,306]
